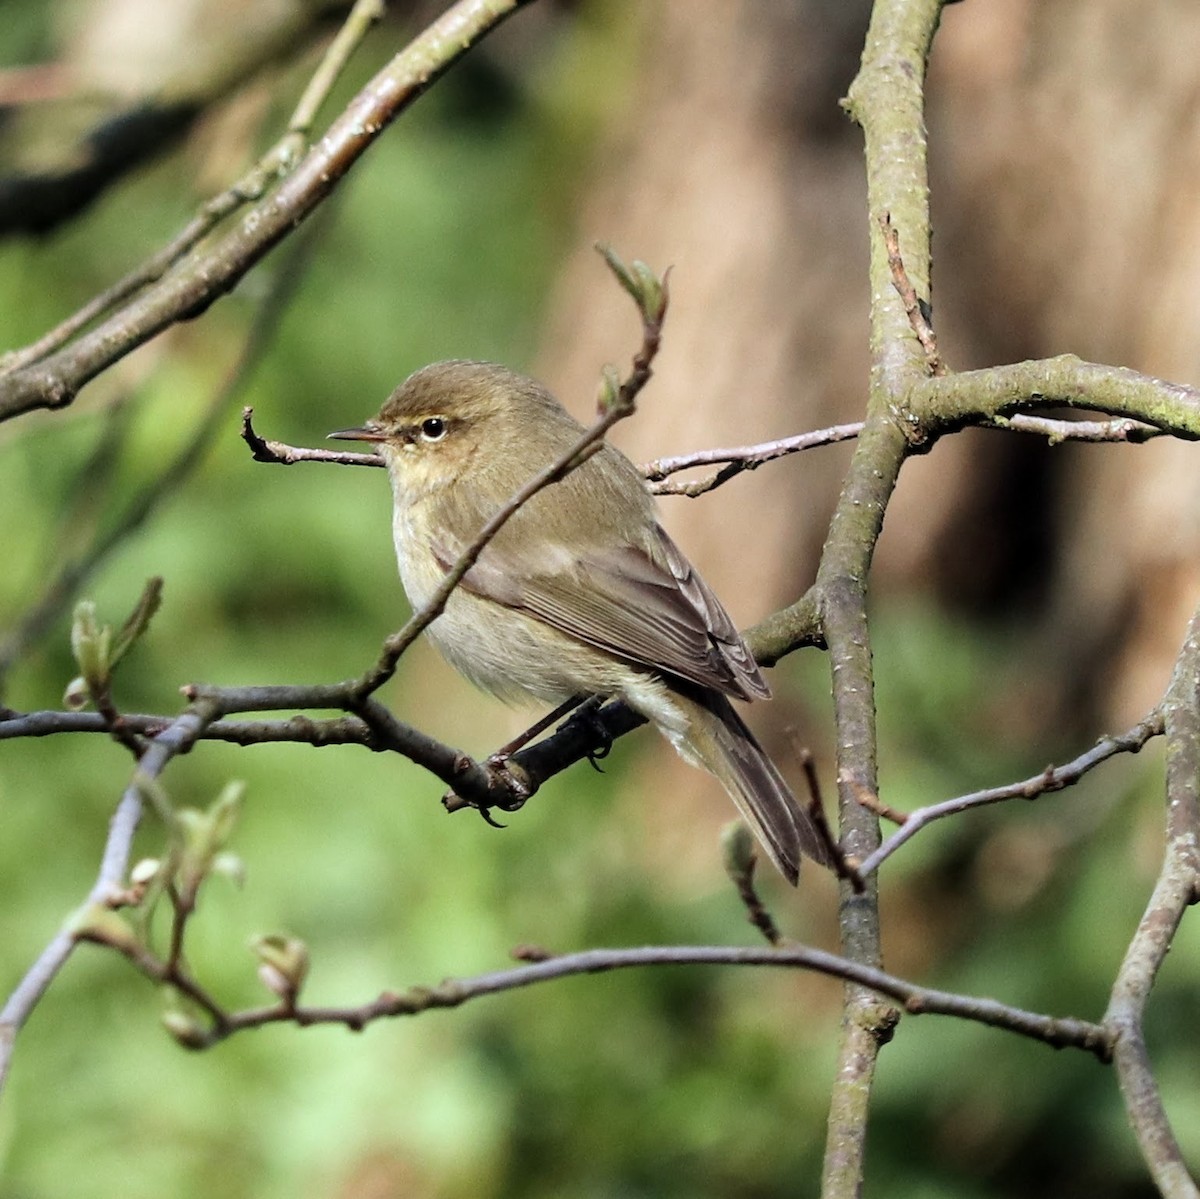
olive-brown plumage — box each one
[331,360,829,882]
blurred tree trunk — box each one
[927,0,1200,729]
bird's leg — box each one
[486,693,590,765]
[468,695,593,823]
[461,695,613,826]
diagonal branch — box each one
[0,0,536,423]
[0,0,383,373]
[0,699,219,1094]
[350,250,668,703]
[854,710,1166,878]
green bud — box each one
[161,994,208,1050]
[721,821,757,880]
[630,260,666,323]
[68,903,141,953]
[595,241,639,302]
[250,933,309,1000]
[69,600,110,696]
[110,577,164,668]
[63,675,90,711]
[130,858,161,886]
[595,365,622,415]
[134,772,176,825]
[211,852,246,888]
[174,781,246,901]
[206,781,245,848]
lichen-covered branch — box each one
[822,1,946,1193]
[915,355,1200,441]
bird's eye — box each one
[420,416,448,442]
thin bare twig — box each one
[0,708,369,746]
[785,740,862,891]
[879,211,944,376]
[1000,412,1164,444]
[77,927,1112,1058]
[241,408,383,467]
[855,710,1166,879]
[646,422,864,497]
[722,825,785,946]
[235,405,1167,504]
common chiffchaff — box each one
[330,361,828,883]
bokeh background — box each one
[1,1,1198,1196]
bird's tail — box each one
[662,688,832,885]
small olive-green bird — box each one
[330,360,829,883]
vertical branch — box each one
[819,1,946,1193]
[1104,612,1200,1198]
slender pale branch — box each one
[237,400,1169,506]
[0,700,219,1093]
[1104,612,1200,1197]
[855,711,1166,878]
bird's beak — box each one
[328,424,385,442]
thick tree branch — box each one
[915,356,1200,442]
[0,0,375,372]
[824,0,945,1191]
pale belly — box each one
[390,499,690,736]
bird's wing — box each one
[436,523,770,702]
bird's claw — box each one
[564,697,612,772]
[586,740,611,772]
[477,806,508,829]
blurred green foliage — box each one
[0,4,1193,1198]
